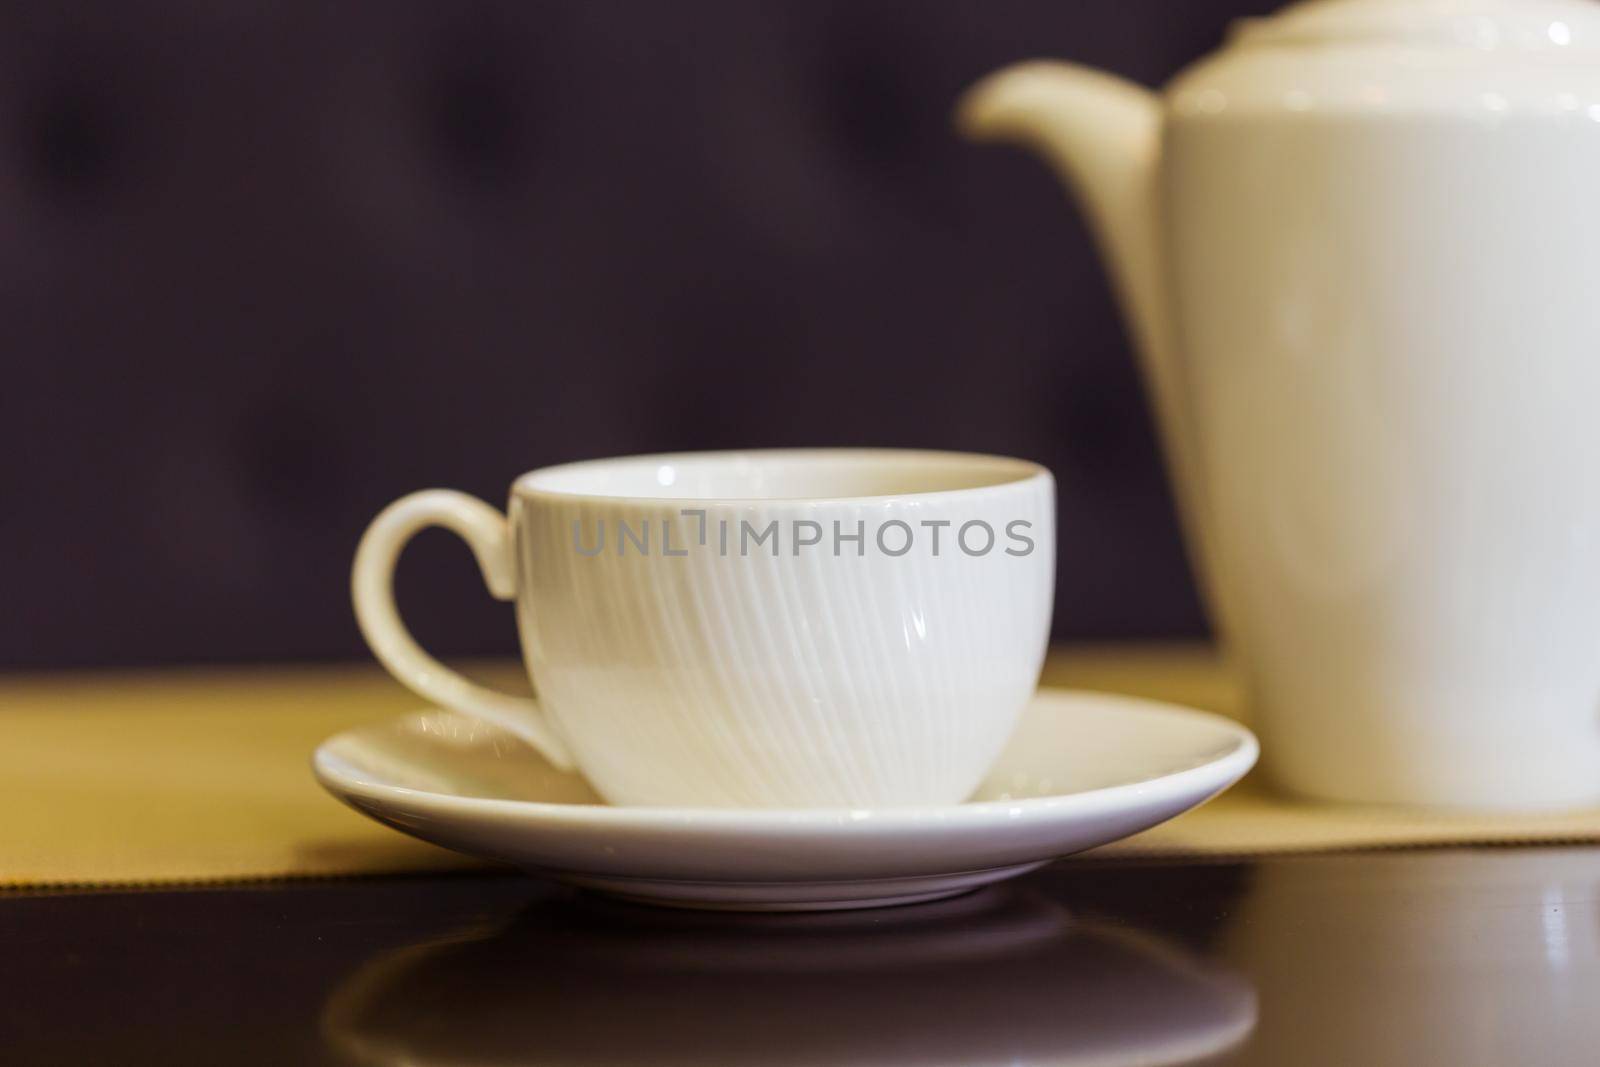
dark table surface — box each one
[4,847,1597,1067]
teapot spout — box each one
[956,62,1169,375]
[958,63,1228,640]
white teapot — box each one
[962,0,1600,809]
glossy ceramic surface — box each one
[353,449,1054,808]
[961,0,1600,809]
[312,688,1258,910]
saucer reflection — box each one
[324,887,1256,1067]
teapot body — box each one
[1165,82,1600,806]
[965,0,1600,807]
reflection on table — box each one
[324,886,1257,1067]
[5,850,1598,1066]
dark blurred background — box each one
[1,0,1275,669]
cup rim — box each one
[511,448,1051,507]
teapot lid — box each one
[1239,0,1600,51]
[1172,0,1600,117]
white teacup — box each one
[353,449,1055,808]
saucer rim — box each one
[312,690,1259,832]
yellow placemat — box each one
[3,646,1598,889]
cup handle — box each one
[352,489,575,770]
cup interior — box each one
[516,449,1043,503]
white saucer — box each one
[313,689,1256,911]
